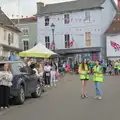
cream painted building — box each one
[0,8,21,58]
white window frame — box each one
[45,36,50,48]
[22,39,29,50]
[64,14,70,24]
[21,28,29,36]
[85,11,90,21]
[85,32,92,47]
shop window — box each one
[92,53,99,61]
[85,32,91,47]
[64,34,70,48]
[45,36,50,48]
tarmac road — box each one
[0,74,120,120]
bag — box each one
[46,72,50,76]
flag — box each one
[50,42,54,49]
[110,41,120,51]
[68,38,74,48]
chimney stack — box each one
[37,2,44,14]
[118,0,120,11]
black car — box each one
[0,61,42,105]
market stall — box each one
[19,43,56,58]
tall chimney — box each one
[118,0,120,10]
[37,2,44,14]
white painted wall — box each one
[0,26,20,57]
[0,26,19,48]
[37,0,116,51]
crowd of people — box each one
[24,58,59,87]
[0,56,120,109]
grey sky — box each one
[0,0,117,18]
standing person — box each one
[89,61,95,74]
[78,59,90,99]
[118,60,120,75]
[0,63,13,109]
[93,61,104,100]
[8,52,16,61]
[44,61,51,87]
[50,62,56,87]
[114,60,119,75]
[102,60,107,74]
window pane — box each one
[45,16,49,26]
[64,14,70,24]
[23,41,29,50]
[85,11,90,20]
[45,36,50,48]
[22,28,29,36]
[64,34,70,48]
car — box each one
[0,61,42,105]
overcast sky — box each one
[0,0,118,18]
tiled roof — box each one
[0,8,20,32]
[106,13,120,34]
[11,17,37,24]
[37,0,106,15]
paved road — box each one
[0,74,120,120]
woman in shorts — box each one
[78,59,90,99]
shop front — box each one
[55,47,101,62]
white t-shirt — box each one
[44,65,51,72]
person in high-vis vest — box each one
[114,60,119,75]
[118,60,120,75]
[78,59,90,99]
[93,60,104,100]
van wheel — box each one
[31,82,42,98]
[16,85,25,105]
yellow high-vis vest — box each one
[93,65,104,82]
[79,64,89,79]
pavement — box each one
[0,74,120,120]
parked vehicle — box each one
[0,61,42,105]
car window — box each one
[0,64,5,71]
[17,63,26,73]
[11,62,26,74]
[21,62,33,73]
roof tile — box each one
[37,0,106,15]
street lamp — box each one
[51,23,55,50]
